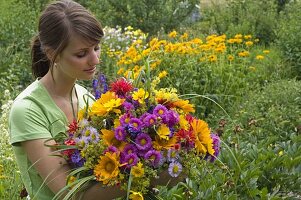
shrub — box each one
[276,1,301,78]
[84,0,199,36]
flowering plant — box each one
[54,72,220,199]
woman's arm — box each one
[21,139,126,199]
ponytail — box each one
[31,35,50,78]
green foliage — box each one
[85,0,199,36]
[276,1,301,78]
[200,0,279,44]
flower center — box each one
[105,161,115,172]
[173,165,179,173]
[158,110,164,115]
[140,139,146,145]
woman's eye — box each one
[94,46,100,51]
[76,51,86,58]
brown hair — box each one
[31,0,104,78]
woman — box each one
[9,0,126,199]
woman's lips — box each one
[84,67,96,73]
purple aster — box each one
[122,153,139,168]
[209,133,221,162]
[142,114,157,127]
[135,133,152,151]
[128,118,143,132]
[74,136,89,149]
[122,144,137,155]
[144,150,162,167]
[104,145,119,154]
[120,113,132,126]
[70,150,85,167]
[168,162,182,177]
[167,149,179,162]
[122,101,134,112]
[92,73,108,99]
[114,126,127,141]
[153,104,168,117]
[162,110,179,127]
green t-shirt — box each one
[9,79,93,199]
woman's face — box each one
[55,34,100,81]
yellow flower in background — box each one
[244,35,252,40]
[132,88,149,104]
[168,30,177,38]
[208,54,217,62]
[228,55,234,61]
[278,151,284,156]
[254,38,260,42]
[180,32,188,40]
[132,162,144,178]
[129,191,144,200]
[117,67,125,75]
[179,115,189,130]
[263,50,270,54]
[157,124,170,140]
[234,34,243,39]
[191,119,214,155]
[256,55,264,60]
[94,152,120,184]
[158,70,168,79]
[245,41,253,47]
[238,50,250,57]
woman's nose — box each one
[89,50,100,66]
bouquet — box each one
[54,73,220,199]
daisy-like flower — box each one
[163,110,179,127]
[144,150,162,167]
[128,118,143,133]
[110,78,133,97]
[122,144,137,155]
[132,88,149,104]
[153,104,168,117]
[135,133,152,151]
[122,153,139,168]
[120,113,132,126]
[168,162,182,177]
[94,152,121,184]
[191,119,214,155]
[209,133,221,162]
[156,124,170,140]
[131,162,144,178]
[141,113,157,127]
[122,101,134,112]
[114,126,127,141]
[167,149,179,162]
[81,126,99,143]
[101,129,126,150]
[129,191,144,200]
[104,145,119,154]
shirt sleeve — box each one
[9,98,51,145]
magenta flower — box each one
[122,144,137,155]
[167,148,179,162]
[122,153,139,168]
[114,126,127,141]
[104,145,119,154]
[163,110,179,127]
[142,114,157,127]
[144,150,162,167]
[120,113,132,126]
[128,118,143,132]
[135,133,152,151]
[168,162,182,177]
[153,104,168,117]
[209,133,221,162]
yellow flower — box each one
[168,30,177,38]
[157,124,170,140]
[90,91,124,116]
[208,54,217,62]
[67,176,76,188]
[129,191,144,200]
[172,99,195,113]
[228,55,234,61]
[153,135,177,150]
[263,50,270,54]
[131,162,144,178]
[238,50,250,57]
[101,129,126,150]
[180,32,188,40]
[132,88,149,104]
[191,119,214,155]
[179,115,189,130]
[254,38,260,42]
[158,70,168,79]
[256,55,264,60]
[244,35,252,40]
[245,41,253,46]
[94,152,120,184]
[278,151,283,156]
